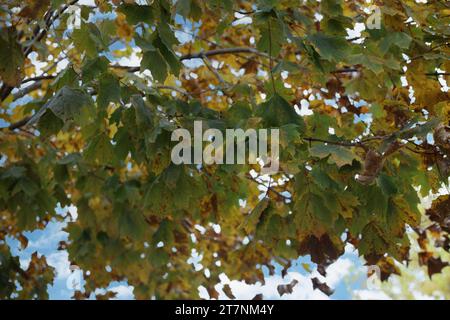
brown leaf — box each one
[325,78,344,98]
[281,261,292,278]
[0,30,25,87]
[435,235,450,252]
[356,149,384,185]
[277,279,298,296]
[58,241,68,250]
[19,0,50,19]
[18,234,28,250]
[207,286,219,300]
[426,195,450,233]
[317,264,327,277]
[426,257,449,278]
[418,251,433,266]
[252,294,263,300]
[436,155,450,178]
[72,290,89,300]
[377,256,401,281]
[222,284,236,300]
[96,291,118,300]
[434,123,450,151]
[267,263,275,276]
[241,60,258,75]
[298,235,343,265]
[418,251,449,278]
[311,277,334,296]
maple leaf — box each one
[311,277,334,296]
[277,279,299,297]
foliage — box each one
[0,0,449,299]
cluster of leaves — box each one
[366,196,450,299]
[0,0,449,299]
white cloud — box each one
[209,272,329,300]
[110,285,135,300]
[353,289,391,300]
[46,251,71,280]
[207,256,358,300]
[27,222,68,249]
[312,258,354,288]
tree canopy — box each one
[0,0,449,299]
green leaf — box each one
[148,248,169,268]
[256,94,305,128]
[113,127,132,161]
[310,193,333,224]
[311,167,341,191]
[307,32,349,61]
[379,32,412,54]
[241,198,270,234]
[82,57,109,83]
[377,173,398,196]
[257,17,285,56]
[366,185,388,216]
[309,144,357,167]
[157,23,179,49]
[51,66,78,91]
[348,54,384,74]
[154,37,181,76]
[398,118,440,140]
[0,29,24,86]
[84,133,116,165]
[47,86,94,125]
[1,166,26,179]
[370,103,386,119]
[118,4,153,24]
[72,23,99,58]
[141,49,168,82]
[37,110,64,138]
[18,177,40,197]
[135,36,155,52]
[175,0,191,17]
[131,95,153,130]
[117,207,145,240]
[152,219,175,246]
[97,74,121,109]
[57,153,81,165]
[321,0,343,16]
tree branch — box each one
[21,75,56,84]
[181,47,271,61]
[303,137,364,148]
[201,54,227,85]
[155,85,192,98]
[12,81,46,101]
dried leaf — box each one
[357,149,384,185]
[277,279,298,296]
[222,284,236,300]
[311,277,334,296]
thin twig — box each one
[267,20,277,94]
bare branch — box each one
[12,81,46,101]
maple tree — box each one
[0,0,449,299]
